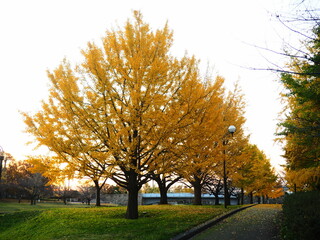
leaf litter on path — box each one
[191,204,282,240]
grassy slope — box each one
[0,202,238,240]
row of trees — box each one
[1,155,278,206]
[276,7,320,192]
[22,11,281,219]
[1,148,280,205]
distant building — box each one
[97,192,238,205]
[141,193,238,205]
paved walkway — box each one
[190,204,282,240]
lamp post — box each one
[0,146,4,199]
[228,125,236,137]
[0,146,4,183]
[223,125,236,208]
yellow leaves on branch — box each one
[233,144,282,198]
[26,156,74,185]
[286,166,320,191]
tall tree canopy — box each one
[23,11,211,219]
[277,24,320,191]
[180,81,248,205]
[179,76,226,205]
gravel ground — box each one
[190,204,282,240]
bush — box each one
[282,191,320,240]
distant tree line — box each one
[0,158,128,205]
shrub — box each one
[282,191,320,240]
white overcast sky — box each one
[0,0,316,171]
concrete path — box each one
[190,204,282,240]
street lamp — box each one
[223,125,236,208]
[228,125,236,136]
[0,146,4,200]
[0,146,4,184]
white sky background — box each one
[0,0,315,172]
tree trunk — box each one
[30,197,36,205]
[212,179,222,205]
[154,174,181,205]
[193,179,202,205]
[214,192,220,205]
[240,188,244,205]
[159,185,168,204]
[126,188,139,219]
[154,176,168,204]
[225,190,230,206]
[249,192,253,204]
[126,169,139,219]
[94,180,101,206]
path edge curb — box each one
[171,204,257,240]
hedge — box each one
[282,191,320,240]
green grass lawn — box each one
[0,200,92,213]
[0,200,240,240]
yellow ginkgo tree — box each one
[180,76,229,205]
[23,11,208,219]
[234,144,281,203]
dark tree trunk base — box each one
[126,188,139,219]
[126,169,140,219]
[193,180,202,205]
